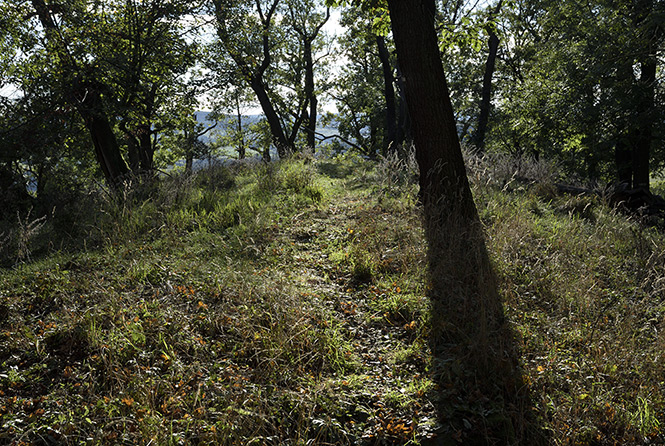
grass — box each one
[1,152,665,444]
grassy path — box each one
[3,157,665,445]
[269,189,437,442]
[0,161,438,445]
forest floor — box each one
[1,154,665,445]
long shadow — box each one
[420,216,549,445]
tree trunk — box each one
[31,0,128,187]
[304,40,317,150]
[615,0,661,191]
[473,0,502,152]
[614,58,636,187]
[632,46,657,191]
[185,153,194,174]
[82,97,130,184]
[121,121,141,171]
[137,84,158,172]
[387,0,524,440]
[236,96,246,160]
[387,0,477,220]
[395,61,411,147]
[473,30,499,152]
[250,77,291,158]
[376,35,398,154]
[138,125,154,171]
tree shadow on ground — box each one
[421,217,549,446]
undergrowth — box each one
[1,152,664,445]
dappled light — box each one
[1,0,664,444]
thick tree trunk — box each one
[387,1,526,441]
[387,0,477,220]
[376,35,398,153]
[81,95,130,184]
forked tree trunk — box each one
[79,91,130,185]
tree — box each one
[104,0,199,174]
[375,33,398,152]
[219,85,255,160]
[7,0,201,189]
[212,0,295,157]
[286,0,330,150]
[472,0,503,152]
[28,0,130,186]
[627,0,661,190]
[332,7,408,157]
[486,0,663,188]
[386,0,524,440]
[0,2,100,209]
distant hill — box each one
[192,111,344,148]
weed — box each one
[0,209,48,265]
